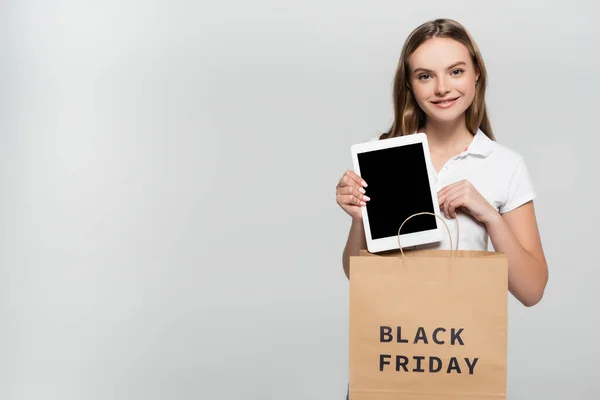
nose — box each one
[435,76,451,96]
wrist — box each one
[351,217,364,228]
[483,209,503,227]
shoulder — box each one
[478,132,527,171]
[489,141,526,169]
[480,132,536,212]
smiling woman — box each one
[336,18,548,305]
[336,18,549,399]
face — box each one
[407,37,479,125]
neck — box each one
[423,118,474,154]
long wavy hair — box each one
[379,18,495,141]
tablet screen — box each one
[357,142,437,240]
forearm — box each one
[342,218,367,279]
[485,214,548,307]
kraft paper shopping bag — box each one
[348,213,508,399]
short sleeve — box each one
[499,157,537,214]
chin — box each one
[424,110,465,124]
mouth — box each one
[431,96,460,108]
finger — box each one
[439,183,464,205]
[337,198,365,219]
[437,191,446,207]
[339,174,358,189]
[446,191,466,218]
[437,184,453,202]
[443,197,451,219]
[337,193,354,207]
[339,176,367,198]
[343,170,368,188]
[438,186,455,209]
[339,194,366,207]
[438,179,466,197]
[441,187,462,218]
[447,198,464,219]
[339,186,370,202]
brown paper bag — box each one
[348,213,508,399]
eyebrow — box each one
[412,61,467,75]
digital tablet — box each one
[350,133,443,253]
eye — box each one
[451,69,464,76]
[418,73,431,81]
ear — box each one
[475,66,481,84]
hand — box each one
[336,170,369,220]
[437,179,499,225]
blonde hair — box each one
[380,18,495,141]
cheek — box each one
[456,78,477,97]
[411,83,431,104]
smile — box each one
[431,97,460,109]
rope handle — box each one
[397,212,460,259]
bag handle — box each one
[397,212,460,258]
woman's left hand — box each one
[437,179,500,225]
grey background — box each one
[0,0,598,399]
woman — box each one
[335,18,548,308]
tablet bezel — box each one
[350,133,443,253]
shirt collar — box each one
[465,129,496,158]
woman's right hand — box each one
[335,170,370,220]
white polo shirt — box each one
[372,130,537,251]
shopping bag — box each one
[348,213,508,399]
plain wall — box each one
[0,0,598,399]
